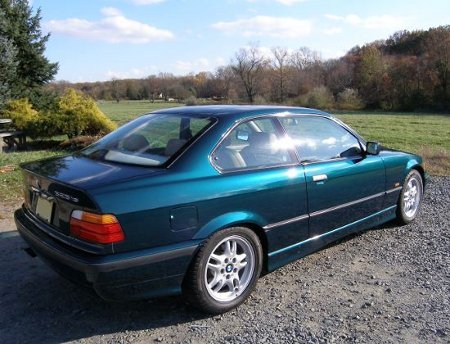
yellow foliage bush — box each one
[2,98,39,132]
[1,90,116,139]
[54,89,116,138]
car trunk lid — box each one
[20,155,163,252]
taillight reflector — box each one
[70,210,124,244]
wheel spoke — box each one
[231,240,237,255]
[207,262,221,274]
[402,175,422,218]
[225,278,234,292]
[237,261,247,269]
[208,272,219,287]
[210,253,223,263]
[235,253,246,264]
[224,240,232,256]
[211,277,225,292]
[204,234,256,303]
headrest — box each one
[248,132,278,150]
[165,138,187,156]
[122,134,149,152]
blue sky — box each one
[32,0,450,82]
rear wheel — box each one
[396,170,423,224]
[184,227,262,314]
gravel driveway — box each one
[0,176,448,344]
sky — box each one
[31,0,450,82]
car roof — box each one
[151,105,332,120]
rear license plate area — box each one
[35,196,54,223]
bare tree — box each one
[271,47,290,102]
[215,66,235,100]
[231,44,266,103]
[145,75,160,102]
[158,72,175,100]
[110,78,122,102]
[290,47,322,95]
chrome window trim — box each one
[166,116,218,168]
[263,187,401,230]
[268,205,397,258]
[208,112,368,174]
[263,214,308,230]
[276,114,365,164]
[209,114,301,174]
[386,186,402,194]
[309,191,385,218]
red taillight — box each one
[70,210,124,244]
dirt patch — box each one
[0,200,20,232]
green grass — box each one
[1,102,449,204]
[335,111,450,151]
[97,100,182,125]
[0,149,65,203]
[335,111,450,176]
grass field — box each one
[97,100,182,125]
[335,111,450,176]
[1,101,449,203]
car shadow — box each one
[0,219,403,343]
[0,233,209,343]
[317,218,402,252]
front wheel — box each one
[396,169,423,224]
[183,227,263,314]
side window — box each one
[213,118,294,171]
[279,116,361,162]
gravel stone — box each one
[0,176,448,343]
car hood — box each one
[21,154,164,190]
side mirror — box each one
[366,141,381,155]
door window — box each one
[279,116,362,162]
[213,118,294,171]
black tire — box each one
[183,227,263,314]
[396,169,423,225]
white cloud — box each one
[215,57,226,66]
[101,7,122,17]
[323,27,342,35]
[325,13,407,30]
[212,16,312,38]
[321,49,346,60]
[174,58,211,73]
[129,0,165,5]
[247,0,307,5]
[106,66,158,79]
[173,57,229,74]
[46,7,173,44]
[275,0,307,5]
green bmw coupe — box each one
[15,105,425,314]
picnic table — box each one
[0,118,27,152]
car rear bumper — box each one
[15,208,200,301]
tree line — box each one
[1,0,449,112]
[49,26,450,111]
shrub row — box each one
[294,87,364,110]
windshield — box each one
[81,113,214,166]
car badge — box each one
[31,176,41,190]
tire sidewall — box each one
[398,170,423,224]
[192,227,263,313]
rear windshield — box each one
[81,113,214,166]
